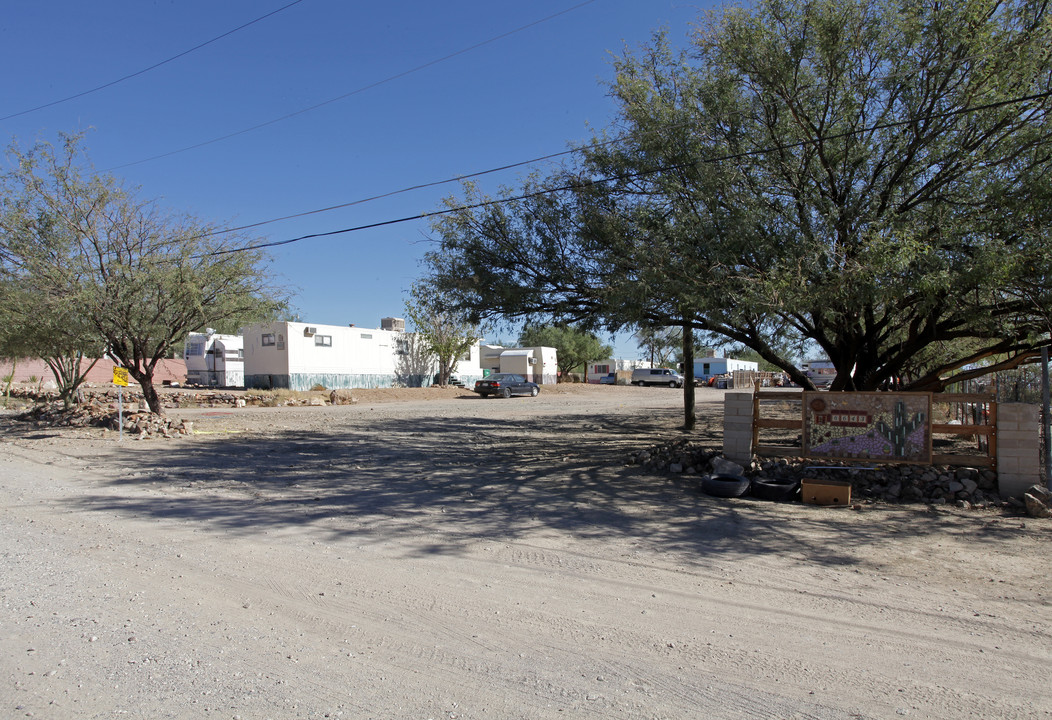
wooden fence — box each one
[730,370,784,389]
[752,389,997,468]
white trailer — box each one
[184,330,245,387]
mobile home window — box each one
[360,333,373,340]
[262,333,276,346]
[186,342,204,357]
[315,334,332,347]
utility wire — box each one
[188,41,1045,240]
[104,0,599,172]
[199,146,583,237]
[0,0,307,123]
[193,88,1052,259]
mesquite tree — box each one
[0,134,287,414]
[424,0,1052,393]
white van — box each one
[631,367,684,387]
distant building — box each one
[240,318,483,391]
[585,358,640,383]
[800,358,836,387]
[692,356,759,382]
[479,345,558,384]
[184,329,244,387]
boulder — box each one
[710,456,745,477]
[1024,491,1051,518]
[329,389,359,405]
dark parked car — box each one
[473,373,540,398]
[598,372,617,385]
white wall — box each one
[243,320,483,389]
[242,321,292,377]
[453,343,484,380]
[286,322,404,376]
[694,357,759,380]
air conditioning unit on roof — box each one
[304,326,317,336]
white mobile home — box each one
[586,358,639,383]
[184,330,244,387]
[801,358,836,387]
[479,345,558,384]
[242,319,484,391]
[692,357,759,382]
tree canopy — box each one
[404,267,480,387]
[422,0,1052,392]
[0,134,287,413]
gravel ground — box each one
[1,383,1050,719]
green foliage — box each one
[404,258,480,386]
[426,0,1052,392]
[517,324,612,376]
[634,326,681,367]
[0,134,288,413]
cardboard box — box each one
[801,478,852,506]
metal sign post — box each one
[112,367,129,441]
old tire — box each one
[701,474,751,498]
[750,477,800,502]
[502,387,512,399]
[530,386,539,397]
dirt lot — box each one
[1,384,1050,719]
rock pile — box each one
[627,440,1005,508]
[17,402,194,438]
[625,439,720,476]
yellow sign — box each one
[113,367,130,387]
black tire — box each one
[669,381,677,388]
[530,386,539,397]
[701,474,751,498]
[750,477,801,502]
[502,386,512,399]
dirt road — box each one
[2,385,1050,719]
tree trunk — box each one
[682,323,696,431]
[3,358,15,407]
[126,365,163,414]
[44,353,97,409]
[140,379,163,415]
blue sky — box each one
[1,0,714,358]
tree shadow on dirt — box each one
[62,408,1023,572]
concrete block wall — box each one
[997,403,1041,499]
[723,392,754,464]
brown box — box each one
[801,479,852,506]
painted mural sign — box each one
[802,392,932,464]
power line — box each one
[195,88,1052,260]
[198,146,582,237]
[104,0,599,172]
[183,40,1046,241]
[0,0,308,123]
